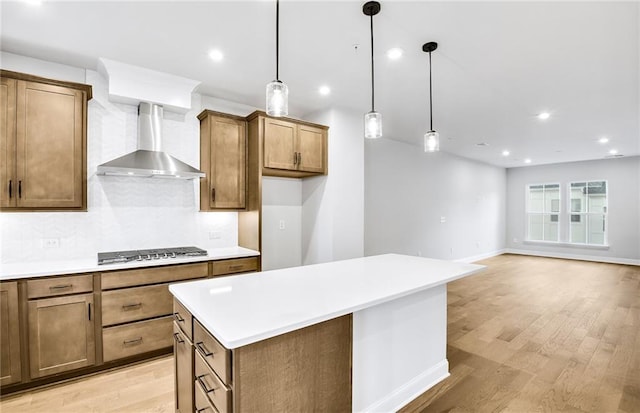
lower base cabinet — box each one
[103,316,173,362]
[0,282,21,386]
[28,293,95,379]
[174,322,194,413]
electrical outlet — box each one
[279,220,285,230]
[42,238,60,249]
[440,216,446,224]
[209,231,222,240]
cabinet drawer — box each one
[194,375,218,413]
[173,298,193,341]
[103,316,172,362]
[210,257,258,277]
[194,319,231,385]
[102,284,172,326]
[195,351,232,413]
[27,274,93,299]
[102,263,208,290]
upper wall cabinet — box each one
[247,111,328,178]
[0,70,92,211]
[198,110,247,211]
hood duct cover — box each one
[97,103,205,179]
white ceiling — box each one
[1,0,638,168]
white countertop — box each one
[0,246,260,280]
[169,253,485,349]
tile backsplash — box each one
[0,69,237,264]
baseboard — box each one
[505,248,640,266]
[455,249,506,263]
[358,360,449,413]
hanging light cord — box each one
[370,13,375,111]
[276,0,280,81]
[428,50,433,131]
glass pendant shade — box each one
[364,111,382,139]
[266,80,288,117]
[424,130,440,152]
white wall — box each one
[0,54,247,264]
[301,108,365,265]
[261,177,302,271]
[506,156,640,263]
[365,138,506,261]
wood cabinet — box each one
[0,70,91,211]
[179,308,351,413]
[101,263,208,363]
[0,282,21,386]
[28,292,95,379]
[252,112,327,177]
[174,312,194,413]
[198,110,247,211]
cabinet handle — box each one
[122,303,142,311]
[293,151,298,165]
[211,187,215,202]
[49,284,73,291]
[195,341,213,357]
[298,152,302,165]
[8,180,11,199]
[18,180,21,198]
[88,303,91,321]
[123,337,143,346]
[173,312,185,323]
[196,375,216,394]
[173,332,184,344]
[228,264,244,270]
[196,407,212,413]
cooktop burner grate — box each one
[97,246,207,265]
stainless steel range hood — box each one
[97,102,205,179]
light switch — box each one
[279,220,285,230]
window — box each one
[569,181,607,245]
[526,183,560,242]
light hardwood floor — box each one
[2,254,639,413]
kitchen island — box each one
[169,254,484,413]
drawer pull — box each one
[196,375,216,394]
[228,264,244,270]
[123,337,143,346]
[174,312,185,323]
[49,284,73,291]
[122,303,142,311]
[195,341,213,357]
[173,332,184,344]
[196,407,212,413]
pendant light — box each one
[363,1,382,139]
[266,0,288,117]
[423,42,439,152]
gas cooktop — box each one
[97,246,207,265]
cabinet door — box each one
[209,116,246,209]
[174,322,194,413]
[296,124,326,173]
[0,77,17,208]
[15,80,84,208]
[263,117,296,170]
[28,293,95,378]
[0,282,22,386]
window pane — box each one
[528,214,543,241]
[545,185,560,213]
[588,214,606,245]
[529,186,544,212]
[570,214,586,243]
[543,214,558,241]
[587,181,607,213]
[570,183,586,212]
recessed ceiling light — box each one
[386,48,404,60]
[208,49,224,62]
[537,112,550,120]
[318,85,331,96]
[524,158,532,164]
[609,149,618,155]
[475,142,489,147]
[502,150,510,156]
[598,137,609,144]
